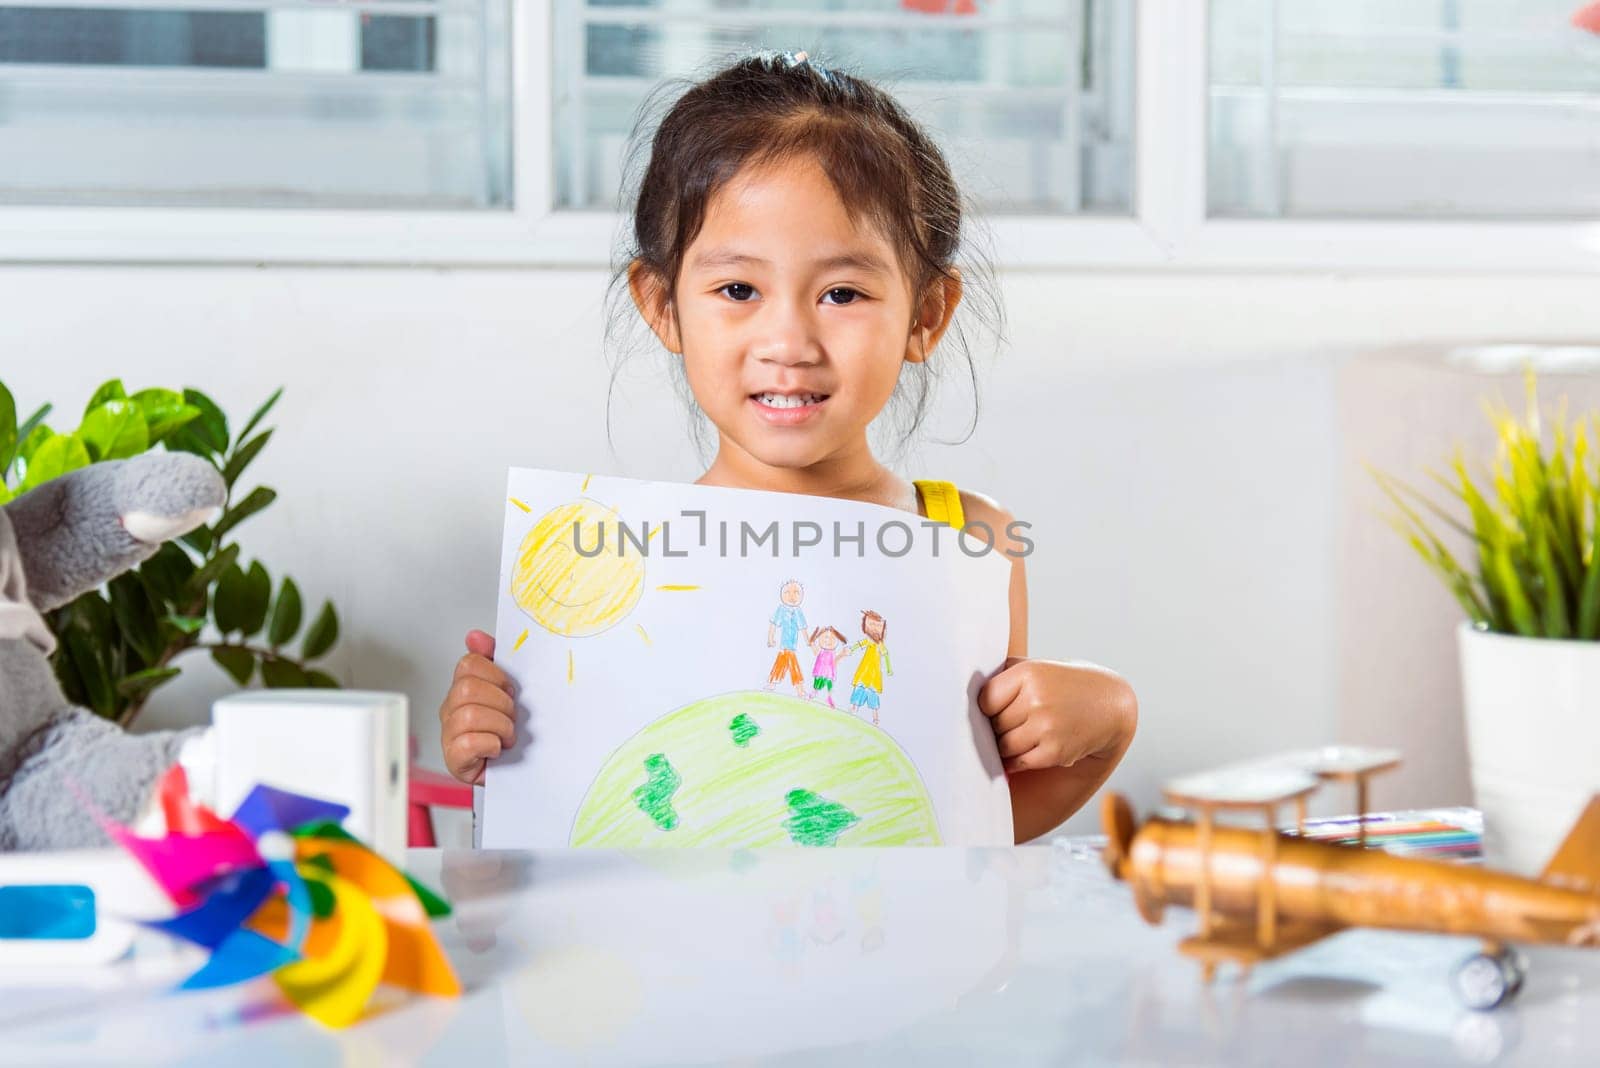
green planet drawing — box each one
[571,691,940,847]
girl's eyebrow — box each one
[690,248,892,275]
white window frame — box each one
[0,0,1596,271]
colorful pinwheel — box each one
[103,765,460,1028]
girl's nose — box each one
[751,301,821,365]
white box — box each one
[0,851,167,970]
[211,690,408,863]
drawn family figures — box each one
[848,611,893,726]
[807,626,853,708]
[763,583,890,725]
[765,579,809,698]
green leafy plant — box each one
[1373,370,1600,640]
[0,378,341,726]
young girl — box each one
[439,50,1137,844]
[806,625,851,708]
[846,610,892,726]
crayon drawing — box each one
[485,467,1014,850]
[570,691,940,847]
[764,578,810,698]
[846,609,892,725]
[806,625,851,708]
[504,473,699,681]
[510,497,645,638]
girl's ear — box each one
[628,259,683,354]
[904,267,964,365]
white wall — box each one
[3,265,1597,838]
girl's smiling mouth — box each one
[751,391,830,426]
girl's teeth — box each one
[758,393,823,409]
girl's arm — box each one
[963,493,1138,845]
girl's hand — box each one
[438,629,517,785]
[978,657,1137,774]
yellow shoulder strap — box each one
[913,479,965,529]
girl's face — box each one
[632,155,960,474]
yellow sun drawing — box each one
[512,497,646,638]
[508,477,699,682]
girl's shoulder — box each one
[952,486,1010,527]
[952,486,1027,560]
[914,480,1025,557]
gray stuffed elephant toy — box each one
[0,452,225,850]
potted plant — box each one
[1375,370,1600,875]
[0,378,341,729]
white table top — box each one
[5,843,1598,1066]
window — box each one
[1209,0,1600,219]
[0,1,513,209]
[554,0,1135,216]
[1,0,1596,267]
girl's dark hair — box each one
[603,50,1005,462]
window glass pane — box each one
[361,15,436,73]
[555,0,1135,216]
[1209,0,1600,219]
[0,10,266,67]
[0,2,512,209]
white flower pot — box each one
[1457,622,1600,876]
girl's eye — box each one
[719,283,756,302]
[823,288,862,305]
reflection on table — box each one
[3,840,1597,1066]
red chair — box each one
[408,737,473,847]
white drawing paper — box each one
[481,468,1014,848]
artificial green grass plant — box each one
[1373,370,1600,640]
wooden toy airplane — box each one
[1101,746,1600,1010]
